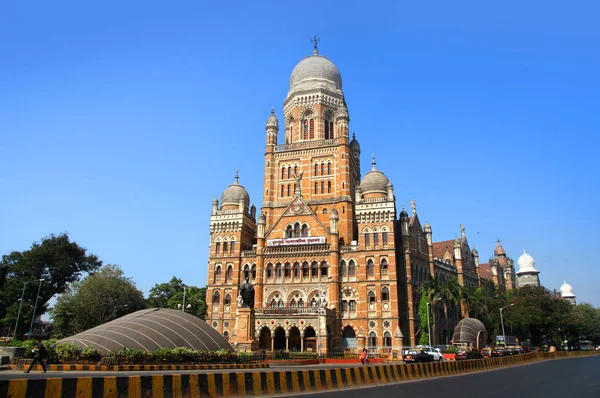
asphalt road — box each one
[281,356,600,398]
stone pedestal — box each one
[357,329,366,351]
[232,307,258,351]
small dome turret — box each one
[424,221,432,233]
[360,155,390,197]
[266,108,278,130]
[329,208,339,220]
[350,132,360,151]
[516,250,538,274]
[220,171,250,209]
[560,281,576,298]
[336,105,349,122]
[288,54,343,97]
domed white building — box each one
[516,250,541,287]
[560,281,576,304]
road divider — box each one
[10,362,268,372]
[1,351,598,397]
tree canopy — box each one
[147,277,206,319]
[50,264,146,338]
[1,233,103,338]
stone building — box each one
[205,44,498,352]
[516,250,541,287]
[560,281,576,304]
[478,240,516,291]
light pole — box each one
[427,298,441,348]
[500,303,515,347]
[13,279,43,339]
[29,279,45,337]
[181,286,187,312]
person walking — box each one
[25,340,47,373]
[360,348,367,365]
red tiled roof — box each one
[432,240,454,259]
[479,263,493,280]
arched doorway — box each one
[303,326,317,352]
[259,327,271,351]
[288,326,301,352]
[274,327,286,351]
[341,326,356,349]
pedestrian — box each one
[360,348,366,365]
[25,340,47,373]
[365,349,371,365]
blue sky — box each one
[1,1,599,306]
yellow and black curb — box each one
[1,351,598,397]
[10,363,268,372]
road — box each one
[280,356,600,398]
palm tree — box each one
[421,276,461,344]
[460,286,488,319]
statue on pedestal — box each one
[240,277,255,308]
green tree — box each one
[147,277,207,319]
[570,303,600,344]
[0,233,103,338]
[50,264,146,338]
[420,276,461,345]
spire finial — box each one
[401,203,405,211]
[271,107,274,115]
[311,35,320,55]
[372,154,376,171]
[235,169,239,184]
[352,131,356,140]
[410,200,416,215]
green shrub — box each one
[55,343,81,362]
[443,347,458,354]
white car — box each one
[420,346,444,362]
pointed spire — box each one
[372,154,377,171]
[271,107,274,115]
[352,132,356,140]
[410,200,416,216]
[234,169,239,184]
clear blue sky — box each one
[1,1,598,306]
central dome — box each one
[289,55,342,95]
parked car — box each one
[417,346,444,362]
[481,347,499,358]
[467,349,483,359]
[493,347,505,357]
[455,347,468,360]
[402,347,434,363]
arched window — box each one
[224,330,230,341]
[382,286,390,301]
[314,182,318,194]
[230,241,235,254]
[243,265,250,281]
[311,261,319,277]
[324,119,330,139]
[286,225,293,238]
[382,232,388,245]
[329,121,334,138]
[270,298,277,307]
[281,167,285,179]
[383,331,392,348]
[309,119,315,139]
[224,294,231,305]
[251,265,256,280]
[275,263,282,278]
[215,242,221,255]
[288,124,293,144]
[223,241,228,253]
[278,299,284,308]
[293,262,300,278]
[298,298,305,307]
[367,259,375,276]
[320,261,328,277]
[369,332,377,348]
[290,298,297,307]
[314,163,318,176]
[284,262,291,278]
[340,260,347,277]
[215,266,222,282]
[321,181,325,194]
[287,184,290,196]
[212,291,220,304]
[266,263,273,278]
[301,224,309,237]
[323,209,327,214]
[327,181,331,193]
[327,162,331,175]
[294,222,300,237]
[302,262,310,278]
[281,185,284,197]
[368,290,376,303]
[226,265,233,282]
[365,233,370,246]
[321,163,325,176]
[373,233,379,246]
[303,119,309,140]
[287,166,291,179]
[381,259,388,275]
[348,260,356,277]
[311,297,317,307]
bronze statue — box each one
[240,277,255,308]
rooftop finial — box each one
[311,35,320,55]
[271,107,274,115]
[411,200,416,215]
[372,154,377,171]
[235,169,239,184]
[352,131,356,140]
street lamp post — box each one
[13,279,44,339]
[427,298,441,348]
[29,279,44,337]
[317,274,332,358]
[500,303,515,347]
[182,287,187,312]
